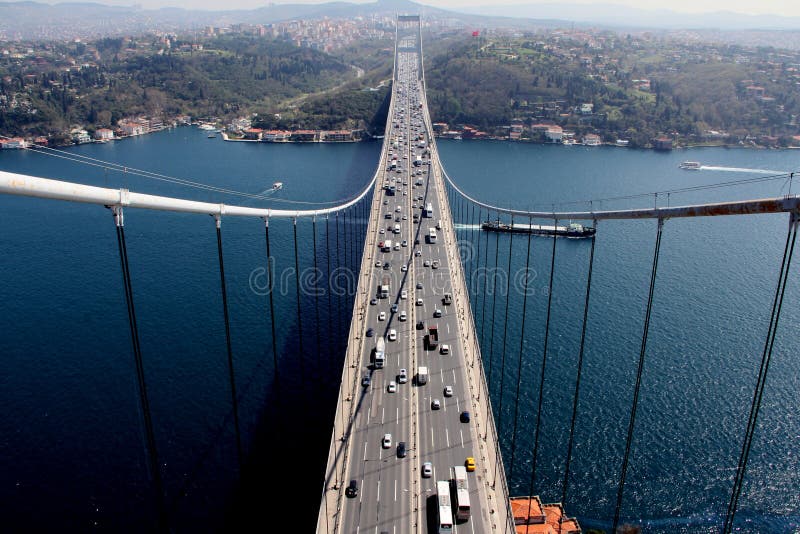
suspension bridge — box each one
[1,14,798,534]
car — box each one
[366,328,375,337]
[402,215,408,221]
[416,320,424,330]
[432,260,439,269]
[433,309,442,318]
[378,241,384,248]
[375,261,382,267]
[395,206,402,212]
[385,213,392,219]
[416,298,424,306]
[382,434,392,449]
[401,290,407,300]
[422,462,433,478]
[415,239,420,245]
[431,398,441,410]
[371,297,378,306]
[416,282,423,289]
[383,262,390,270]
[394,243,400,250]
[346,479,359,498]
[397,442,407,458]
[383,200,388,205]
[444,386,453,397]
[391,303,398,313]
[415,250,422,257]
[401,265,407,272]
[403,191,408,195]
[402,240,408,247]
[423,260,431,267]
[388,328,397,341]
[399,310,407,321]
[379,229,385,234]
[443,293,452,305]
[440,344,450,354]
[378,311,386,321]
[362,374,371,387]
[465,457,476,472]
[388,380,397,393]
[460,411,471,423]
[399,368,408,383]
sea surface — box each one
[0,129,798,532]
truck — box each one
[373,337,385,369]
[417,366,428,385]
[379,275,390,299]
[443,293,452,305]
[382,240,392,252]
[425,325,439,350]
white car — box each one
[388,328,397,341]
[444,386,453,397]
[399,368,408,383]
[402,240,408,247]
[388,380,397,393]
[433,309,442,318]
[423,260,431,267]
[416,298,423,306]
[399,310,407,321]
[415,250,422,257]
[422,462,433,478]
[378,311,386,321]
[401,265,408,272]
[401,290,407,299]
[440,344,450,355]
[382,434,392,448]
[432,260,439,269]
[379,229,385,234]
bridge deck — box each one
[317,17,512,534]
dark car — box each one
[397,441,407,458]
[383,262,390,270]
[370,298,378,305]
[345,479,358,498]
[460,411,471,423]
[366,327,374,337]
[416,320,425,330]
[361,374,371,387]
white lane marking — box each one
[397,407,399,423]
[376,480,380,504]
[447,324,450,335]
[382,407,385,425]
[394,478,398,501]
[446,427,450,448]
[363,441,368,461]
[430,426,435,449]
[367,406,371,423]
[460,428,464,448]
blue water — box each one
[1,131,798,532]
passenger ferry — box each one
[482,219,596,238]
[679,161,702,170]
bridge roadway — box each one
[318,18,512,534]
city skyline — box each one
[4,0,800,18]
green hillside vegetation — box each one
[0,35,355,137]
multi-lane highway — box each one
[331,22,497,534]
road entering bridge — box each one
[318,16,512,534]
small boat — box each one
[482,219,595,238]
[679,161,701,170]
[272,182,283,190]
[207,134,216,138]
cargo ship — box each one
[482,219,596,237]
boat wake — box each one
[700,165,786,174]
[453,224,482,230]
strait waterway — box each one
[0,128,798,532]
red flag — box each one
[472,30,479,37]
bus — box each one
[428,228,437,244]
[452,466,471,522]
[424,202,433,218]
[436,480,454,534]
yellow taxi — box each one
[465,456,476,472]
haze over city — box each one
[6,0,800,17]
